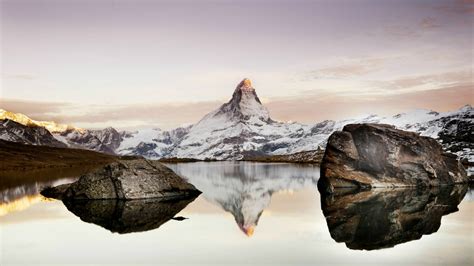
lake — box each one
[1,162,472,265]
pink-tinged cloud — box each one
[266,84,473,124]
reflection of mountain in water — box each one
[320,185,468,250]
[0,177,76,216]
[62,197,198,234]
[0,166,104,216]
[168,162,319,236]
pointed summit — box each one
[231,78,262,105]
[185,78,273,149]
[237,78,253,91]
[216,78,270,122]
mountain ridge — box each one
[0,109,83,133]
[0,80,472,165]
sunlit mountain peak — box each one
[0,109,83,133]
[237,78,253,91]
[240,225,255,237]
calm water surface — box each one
[0,162,472,265]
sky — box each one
[0,0,473,129]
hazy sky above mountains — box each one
[1,0,473,129]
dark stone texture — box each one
[319,124,468,193]
[42,158,200,200]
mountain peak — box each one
[232,78,261,104]
[237,78,253,91]
[459,104,473,112]
[222,78,271,122]
[192,78,272,132]
[0,108,82,133]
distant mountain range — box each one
[1,79,472,163]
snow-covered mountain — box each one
[121,79,472,162]
[167,78,316,159]
[117,126,191,158]
[0,109,125,154]
[0,79,472,163]
[0,109,80,133]
[56,127,125,154]
[0,119,67,148]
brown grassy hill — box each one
[0,139,117,172]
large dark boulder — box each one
[320,185,467,250]
[42,158,200,200]
[319,124,467,193]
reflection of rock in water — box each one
[62,196,198,234]
[320,185,468,250]
[168,162,319,236]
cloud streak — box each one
[4,74,37,80]
[420,17,441,29]
[434,0,474,14]
[0,99,70,118]
[306,58,385,79]
[266,84,473,124]
[0,99,221,129]
[370,70,472,93]
[1,1,472,128]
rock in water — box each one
[42,158,200,200]
[318,124,468,193]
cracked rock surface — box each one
[42,158,200,200]
[318,124,468,193]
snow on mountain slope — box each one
[164,79,471,161]
[0,119,67,148]
[293,106,473,162]
[114,79,472,163]
[0,109,81,133]
[169,79,316,160]
[55,127,126,155]
[118,128,163,152]
[117,126,191,158]
[0,109,123,154]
